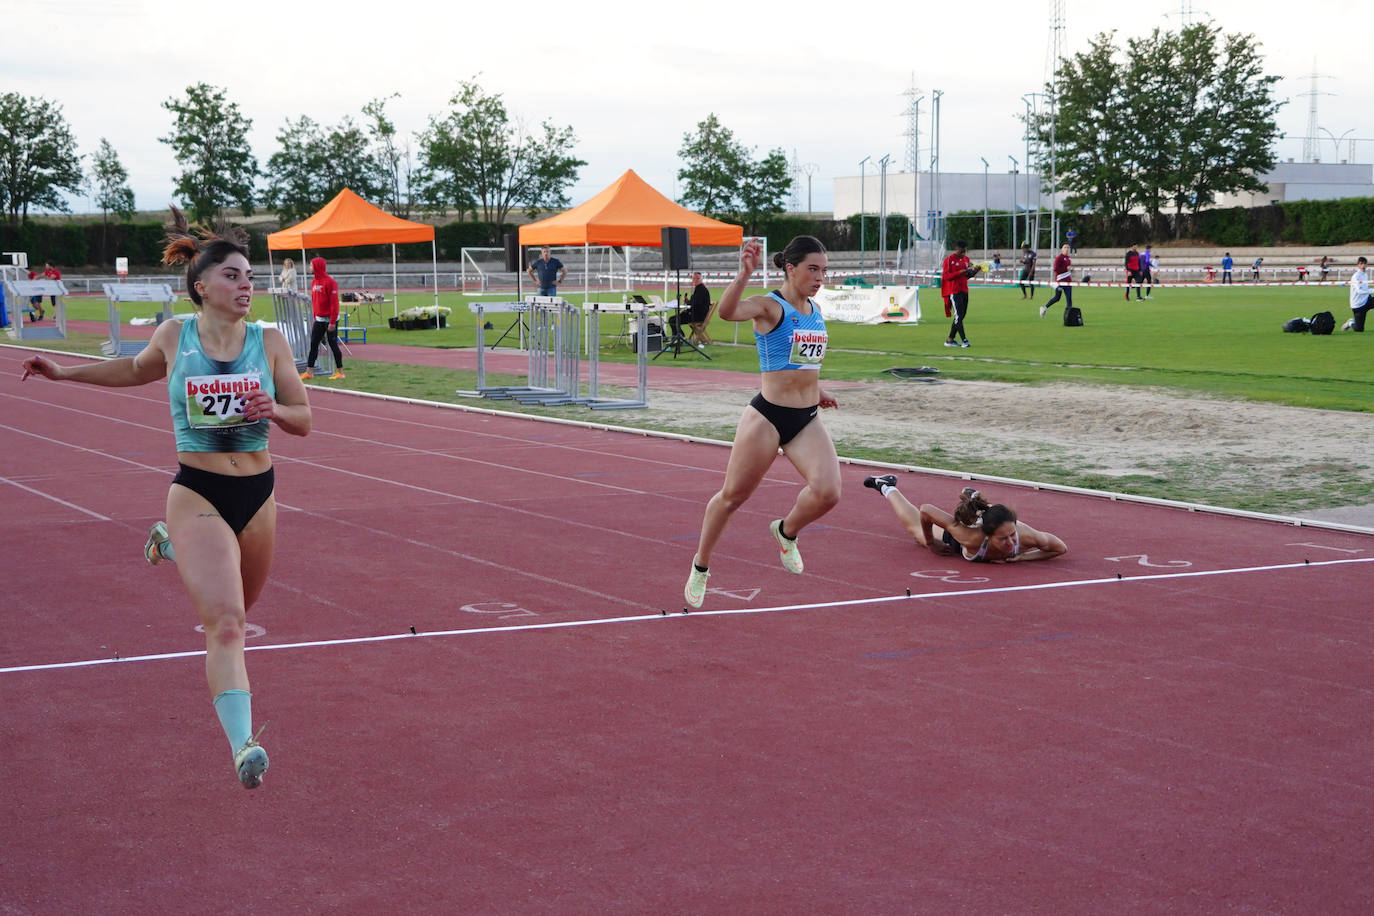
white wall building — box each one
[1214,161,1374,208]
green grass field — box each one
[20,281,1372,518]
[38,281,1372,409]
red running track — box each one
[2,343,1372,914]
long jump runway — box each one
[2,345,1371,914]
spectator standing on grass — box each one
[1222,252,1234,285]
[1140,245,1156,298]
[301,257,345,380]
[1252,256,1263,282]
[278,257,296,291]
[20,207,312,790]
[1040,244,1073,318]
[42,261,61,310]
[1066,228,1077,253]
[1124,245,1143,301]
[527,246,566,297]
[941,240,982,348]
[27,267,43,320]
[1320,255,1332,281]
[991,252,1002,276]
[1018,243,1037,300]
[1344,256,1371,332]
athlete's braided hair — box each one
[160,205,250,307]
[954,488,1018,534]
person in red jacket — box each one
[940,239,982,348]
[27,267,44,320]
[301,256,345,380]
[42,261,62,312]
[1124,245,1143,301]
[1040,244,1074,318]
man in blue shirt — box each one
[1221,252,1233,285]
[527,246,566,297]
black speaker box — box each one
[661,227,690,270]
[504,233,521,272]
[632,317,663,352]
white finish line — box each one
[4,557,1370,676]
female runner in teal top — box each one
[22,208,311,788]
[684,236,841,608]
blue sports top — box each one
[755,291,828,372]
[167,316,274,453]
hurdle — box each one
[585,302,649,410]
[100,283,176,356]
[459,297,653,409]
[270,288,334,374]
[460,296,582,404]
[4,278,69,342]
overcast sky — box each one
[5,0,1367,218]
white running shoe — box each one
[144,521,170,565]
[1342,317,1355,331]
[684,565,710,608]
[1039,304,1048,318]
[770,519,804,574]
[233,726,269,789]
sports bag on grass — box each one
[1282,317,1310,333]
[1063,306,1083,327]
[1309,311,1335,335]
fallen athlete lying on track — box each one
[863,477,1067,563]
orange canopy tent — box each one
[519,170,744,301]
[266,188,438,316]
[519,169,744,248]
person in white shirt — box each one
[1346,256,1371,332]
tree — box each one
[677,114,792,230]
[677,114,749,218]
[738,149,793,231]
[263,113,388,222]
[88,137,136,224]
[1032,23,1282,237]
[1029,34,1137,222]
[161,83,258,222]
[363,94,415,218]
[0,93,84,224]
[417,79,585,231]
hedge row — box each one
[10,198,1374,268]
[0,220,519,269]
[944,197,1374,250]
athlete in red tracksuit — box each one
[941,240,981,348]
[1124,245,1143,301]
[302,256,344,379]
[1041,244,1073,318]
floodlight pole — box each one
[1022,95,1035,248]
[878,154,891,282]
[1008,156,1019,247]
[859,156,871,268]
[980,157,989,255]
[930,90,943,249]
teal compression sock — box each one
[213,689,253,753]
[159,541,175,562]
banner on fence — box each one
[812,285,921,324]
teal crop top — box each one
[167,316,274,453]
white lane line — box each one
[5,557,1369,675]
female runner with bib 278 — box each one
[684,235,840,608]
